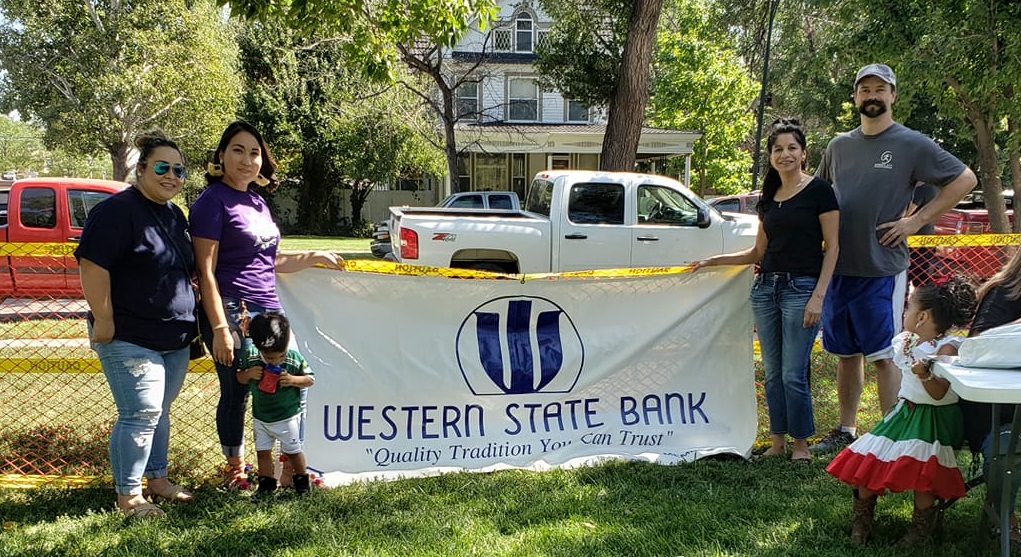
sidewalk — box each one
[0,298,87,323]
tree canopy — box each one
[0,0,242,181]
[236,20,445,233]
[539,0,755,192]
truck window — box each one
[712,199,740,214]
[525,179,554,216]
[0,190,8,226]
[489,194,514,210]
[568,183,624,225]
[447,194,484,209]
[637,185,699,226]
[68,189,111,228]
[20,187,57,229]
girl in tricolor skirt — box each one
[826,275,976,547]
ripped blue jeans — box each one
[93,339,189,496]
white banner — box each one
[277,265,755,486]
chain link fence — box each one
[2,235,1019,488]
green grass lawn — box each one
[0,350,999,556]
[279,236,372,260]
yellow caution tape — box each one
[0,474,101,489]
[0,242,77,257]
[340,259,694,281]
[0,357,216,374]
[907,233,1021,248]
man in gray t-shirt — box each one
[810,63,977,454]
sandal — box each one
[144,483,193,502]
[222,463,252,490]
[120,502,165,521]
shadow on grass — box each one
[0,458,1002,556]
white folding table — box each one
[934,360,1021,557]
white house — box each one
[443,0,702,200]
[338,0,703,225]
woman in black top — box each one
[961,247,1021,536]
[694,118,840,462]
[76,130,196,519]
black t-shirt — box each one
[74,187,196,351]
[759,177,839,275]
[960,285,1021,452]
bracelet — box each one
[918,371,936,382]
[213,324,230,331]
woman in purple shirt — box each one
[190,120,340,489]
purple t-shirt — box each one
[189,181,281,309]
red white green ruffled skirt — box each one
[825,399,965,500]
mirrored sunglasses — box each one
[152,161,187,179]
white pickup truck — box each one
[389,170,759,273]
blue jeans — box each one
[204,297,307,458]
[93,339,189,496]
[751,272,820,440]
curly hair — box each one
[913,274,978,333]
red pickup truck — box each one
[930,190,1015,280]
[0,177,128,298]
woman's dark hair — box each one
[134,129,183,180]
[205,120,279,192]
[248,311,290,353]
[756,117,807,216]
[914,274,977,334]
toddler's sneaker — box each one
[293,474,310,495]
[810,428,856,453]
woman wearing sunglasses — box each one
[75,129,196,519]
[189,120,341,490]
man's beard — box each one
[857,99,888,118]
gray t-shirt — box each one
[816,123,966,277]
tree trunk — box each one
[600,0,664,171]
[951,76,1008,234]
[349,182,372,229]
[109,141,131,182]
[972,118,1009,233]
[1010,118,1021,233]
[299,148,338,234]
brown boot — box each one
[850,491,877,546]
[896,506,938,548]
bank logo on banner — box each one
[456,296,584,395]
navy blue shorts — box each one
[821,273,906,361]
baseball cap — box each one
[854,63,896,88]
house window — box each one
[508,78,538,121]
[456,81,479,121]
[566,100,589,123]
[516,13,533,52]
[536,29,550,51]
[493,29,512,51]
